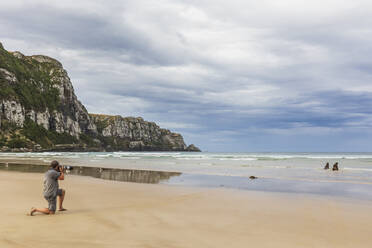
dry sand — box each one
[1,171,372,248]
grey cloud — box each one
[2,0,372,151]
[0,3,191,66]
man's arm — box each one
[58,167,64,180]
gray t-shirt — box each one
[43,169,61,197]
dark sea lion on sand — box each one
[324,162,329,170]
[332,162,339,171]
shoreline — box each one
[1,170,372,247]
[1,164,372,206]
[2,159,372,202]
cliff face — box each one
[91,114,198,151]
[0,42,200,152]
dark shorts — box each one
[44,189,63,212]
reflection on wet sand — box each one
[0,162,181,184]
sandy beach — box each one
[1,171,372,248]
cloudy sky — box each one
[1,0,372,152]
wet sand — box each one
[1,171,372,248]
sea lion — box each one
[332,162,339,171]
[324,162,329,170]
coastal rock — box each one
[34,144,42,151]
[91,114,196,151]
[129,141,145,150]
[30,55,62,67]
[0,68,18,84]
[10,51,25,59]
[186,144,201,152]
[36,110,51,130]
[1,146,10,152]
[1,100,25,127]
[0,42,200,152]
[1,46,97,138]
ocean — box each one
[1,152,372,200]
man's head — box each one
[50,160,60,170]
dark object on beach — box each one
[249,176,258,180]
[332,162,339,171]
[65,165,73,171]
[324,162,329,170]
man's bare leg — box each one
[58,189,67,211]
[30,207,55,216]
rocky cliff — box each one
[0,42,200,152]
[90,114,198,151]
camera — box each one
[56,165,73,171]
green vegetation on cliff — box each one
[0,118,78,149]
[22,119,78,148]
[0,46,61,111]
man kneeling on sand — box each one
[30,160,67,216]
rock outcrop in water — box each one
[0,42,200,152]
